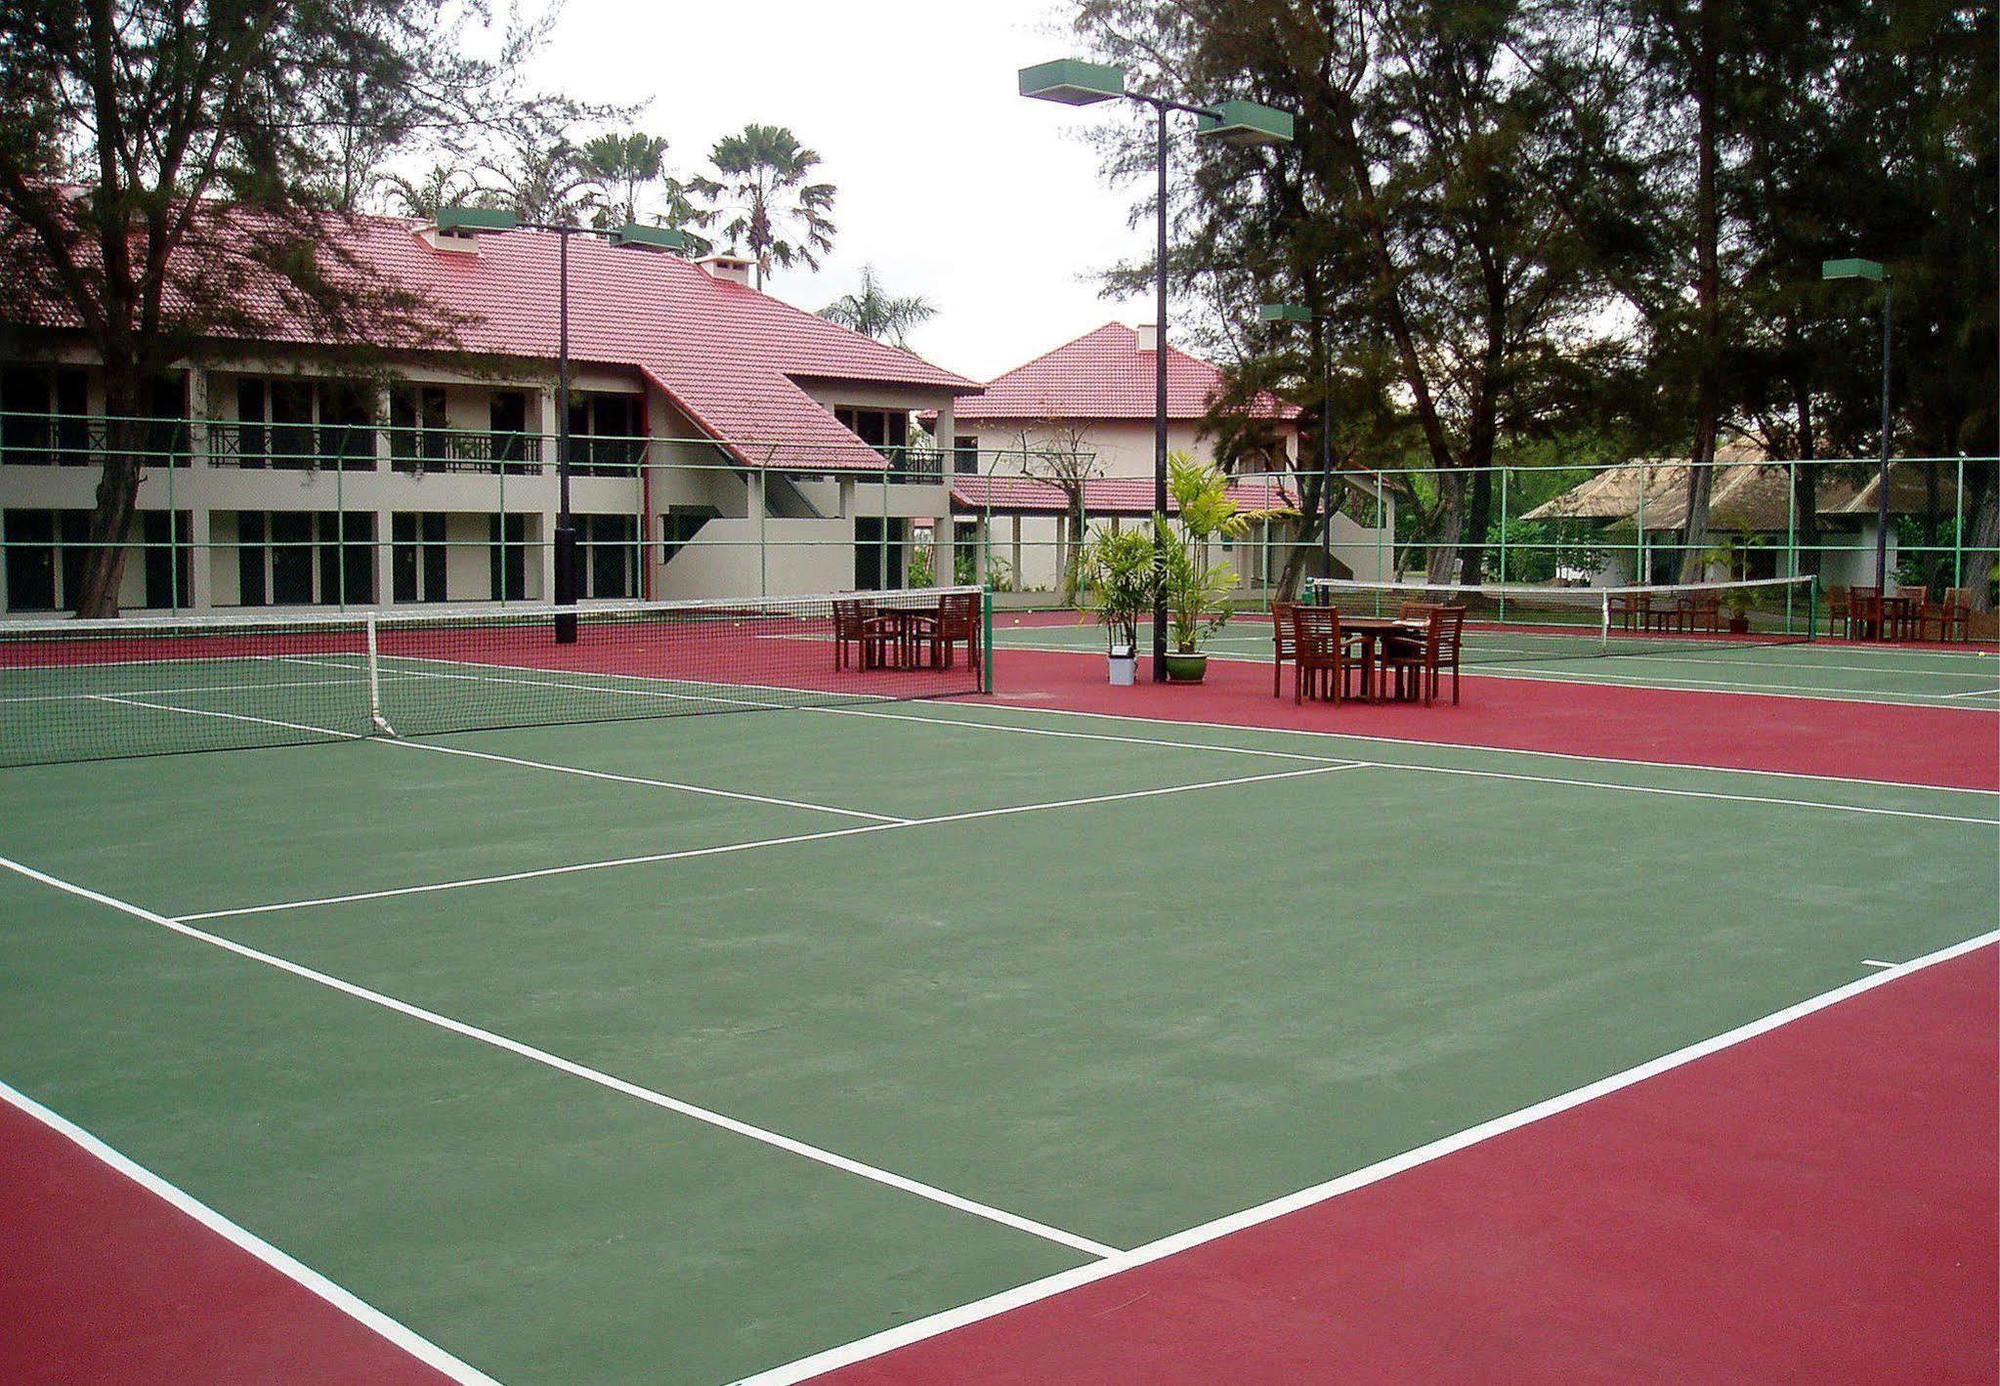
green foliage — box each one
[905,544,935,589]
[818,266,937,347]
[693,124,837,289]
[1162,453,1263,651]
[953,549,1016,591]
[1080,525,1158,653]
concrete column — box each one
[185,368,213,611]
[1010,516,1022,591]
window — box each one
[490,391,533,470]
[391,513,451,602]
[854,516,905,591]
[390,386,450,471]
[954,435,979,474]
[833,407,909,456]
[2,367,92,466]
[566,392,644,476]
[489,513,528,600]
[141,511,192,610]
[578,513,637,598]
[231,510,371,606]
[660,507,719,565]
[232,378,370,470]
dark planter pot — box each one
[1726,614,1751,634]
[1163,651,1209,684]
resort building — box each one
[944,322,1396,595]
[0,212,981,614]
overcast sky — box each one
[523,0,1158,383]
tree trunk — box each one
[74,372,147,618]
[1458,466,1493,587]
[1679,0,1723,583]
[1272,466,1328,601]
[1426,471,1467,583]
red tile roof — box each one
[952,474,1297,516]
[952,323,1299,425]
[11,207,980,472]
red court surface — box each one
[813,944,2000,1384]
[983,642,2000,790]
[0,1095,456,1385]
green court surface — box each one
[2,693,1996,1383]
[990,614,2000,709]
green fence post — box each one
[1635,461,1647,586]
[981,586,995,693]
[1375,469,1385,579]
[1954,456,1965,587]
[758,467,769,599]
[1497,466,1508,619]
[335,446,347,611]
[1785,459,1797,632]
[166,440,179,614]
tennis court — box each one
[2,590,1995,1383]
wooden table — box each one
[1850,593,1917,641]
[861,605,942,669]
[1342,617,1428,702]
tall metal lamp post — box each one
[439,208,685,642]
[1258,303,1333,584]
[1822,257,1894,594]
[1019,62,1293,680]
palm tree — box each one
[383,162,480,218]
[478,129,593,224]
[817,266,936,347]
[579,132,669,225]
[694,123,836,289]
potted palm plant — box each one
[1159,454,1265,684]
[1082,525,1155,685]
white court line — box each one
[2,674,372,705]
[902,697,2000,798]
[0,1077,499,1385]
[1941,687,2000,700]
[813,704,2000,827]
[740,927,2000,1385]
[89,694,906,825]
[175,763,1368,922]
[208,645,2000,801]
[991,639,1995,710]
[1860,958,1900,969]
[0,852,1118,1261]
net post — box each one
[981,586,994,694]
[365,614,396,737]
[1598,589,1610,654]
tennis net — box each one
[0,587,987,767]
[1305,575,1817,664]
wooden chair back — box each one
[1291,603,1342,653]
[1271,601,1298,657]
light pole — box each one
[1822,257,1894,594]
[1020,61,1293,680]
[1258,303,1332,589]
[440,208,685,641]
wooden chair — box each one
[832,598,883,670]
[1680,591,1724,634]
[1606,591,1648,631]
[1270,600,1298,697]
[1825,584,1850,639]
[1849,587,1883,640]
[928,592,981,670]
[1382,606,1466,706]
[1919,587,1974,643]
[1292,605,1359,705]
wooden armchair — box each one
[1292,605,1359,705]
[1825,585,1850,639]
[1681,591,1724,634]
[832,598,884,671]
[1382,606,1467,706]
[930,592,982,670]
[1918,588,1973,643]
[1270,600,1298,697]
[1607,591,1648,631]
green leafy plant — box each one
[1162,453,1268,653]
[1080,525,1157,654]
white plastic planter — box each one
[1108,643,1137,686]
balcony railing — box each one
[388,428,546,476]
[885,447,945,485]
[0,413,192,468]
[207,418,377,471]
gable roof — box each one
[1522,459,1938,530]
[8,206,980,472]
[952,322,1299,426]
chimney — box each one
[1135,323,1159,352]
[698,253,756,287]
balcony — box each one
[0,412,192,468]
[884,447,945,485]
